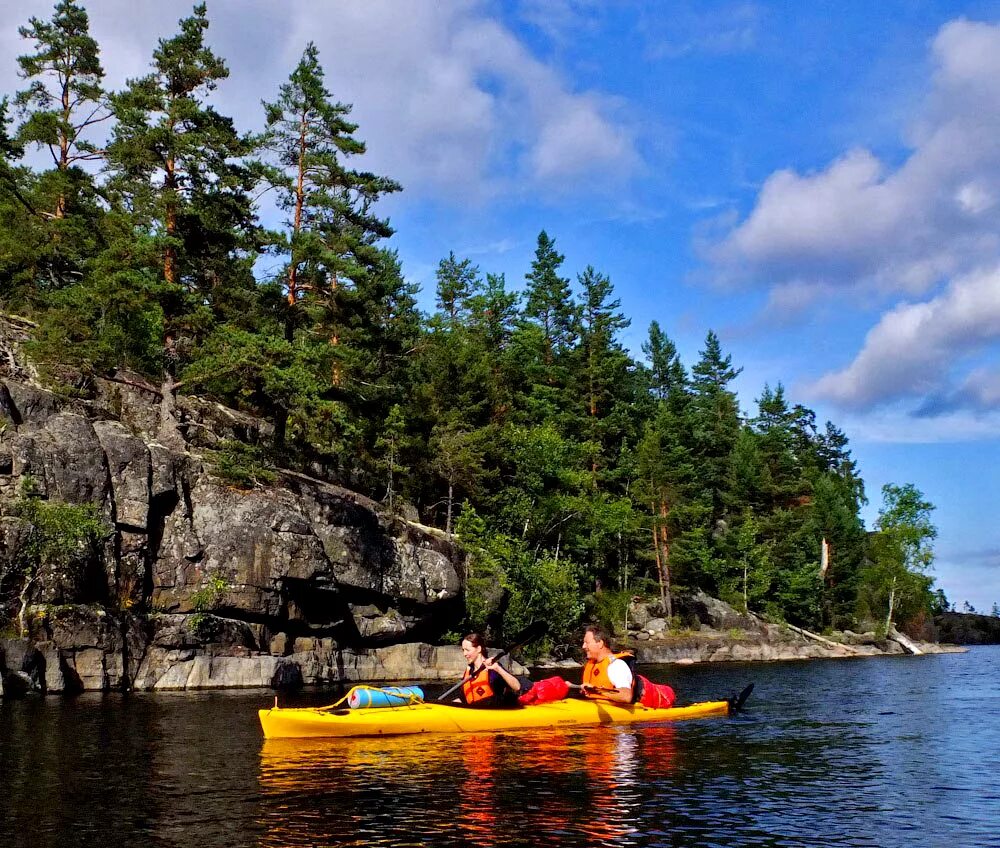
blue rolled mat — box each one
[348,685,424,709]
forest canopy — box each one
[0,2,947,641]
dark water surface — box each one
[2,647,999,847]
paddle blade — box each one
[728,683,754,713]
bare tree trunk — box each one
[651,522,666,612]
[885,575,897,632]
[658,501,673,620]
[445,480,454,538]
[18,575,35,637]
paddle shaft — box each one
[566,682,619,695]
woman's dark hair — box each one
[584,624,614,651]
[462,632,490,657]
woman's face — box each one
[461,639,482,663]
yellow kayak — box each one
[259,696,731,739]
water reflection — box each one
[257,722,680,847]
[4,650,999,847]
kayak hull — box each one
[258,697,730,739]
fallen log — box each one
[887,627,924,655]
[782,622,861,655]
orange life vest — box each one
[582,651,635,699]
[461,663,496,704]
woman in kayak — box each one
[457,633,522,708]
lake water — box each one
[2,646,998,847]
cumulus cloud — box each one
[0,0,637,202]
[703,18,1000,418]
[711,18,1000,296]
[807,265,1000,410]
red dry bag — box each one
[518,675,569,705]
[637,675,676,708]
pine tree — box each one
[515,230,578,428]
[690,330,743,521]
[259,42,402,456]
[5,1,108,303]
[261,41,399,331]
[636,325,697,616]
[435,252,479,323]
[643,320,685,401]
[574,265,633,482]
[15,0,109,220]
[102,4,261,445]
[524,231,574,351]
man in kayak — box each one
[458,633,522,708]
[580,625,635,704]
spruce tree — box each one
[516,230,578,428]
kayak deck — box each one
[259,697,731,739]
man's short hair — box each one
[584,623,614,650]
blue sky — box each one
[3,1,1000,613]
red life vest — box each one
[461,663,496,704]
[582,651,635,699]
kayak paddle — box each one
[728,683,754,713]
[437,621,548,702]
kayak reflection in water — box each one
[457,633,522,708]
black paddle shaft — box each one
[436,622,547,702]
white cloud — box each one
[807,265,1000,410]
[711,19,1000,295]
[0,0,637,203]
[705,19,1000,416]
[837,403,1000,444]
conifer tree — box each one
[643,320,685,401]
[15,0,108,220]
[516,230,577,427]
[574,265,633,481]
[258,42,403,458]
[5,2,108,303]
[261,41,399,333]
[103,4,261,445]
[469,272,521,423]
[435,252,479,323]
[637,323,698,616]
[690,330,743,520]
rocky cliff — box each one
[0,314,467,695]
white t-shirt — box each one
[606,657,634,689]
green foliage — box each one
[209,440,276,488]
[190,574,229,613]
[857,483,938,628]
[4,481,109,631]
[584,587,632,635]
[12,482,108,567]
[455,504,584,651]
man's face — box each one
[582,630,604,660]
